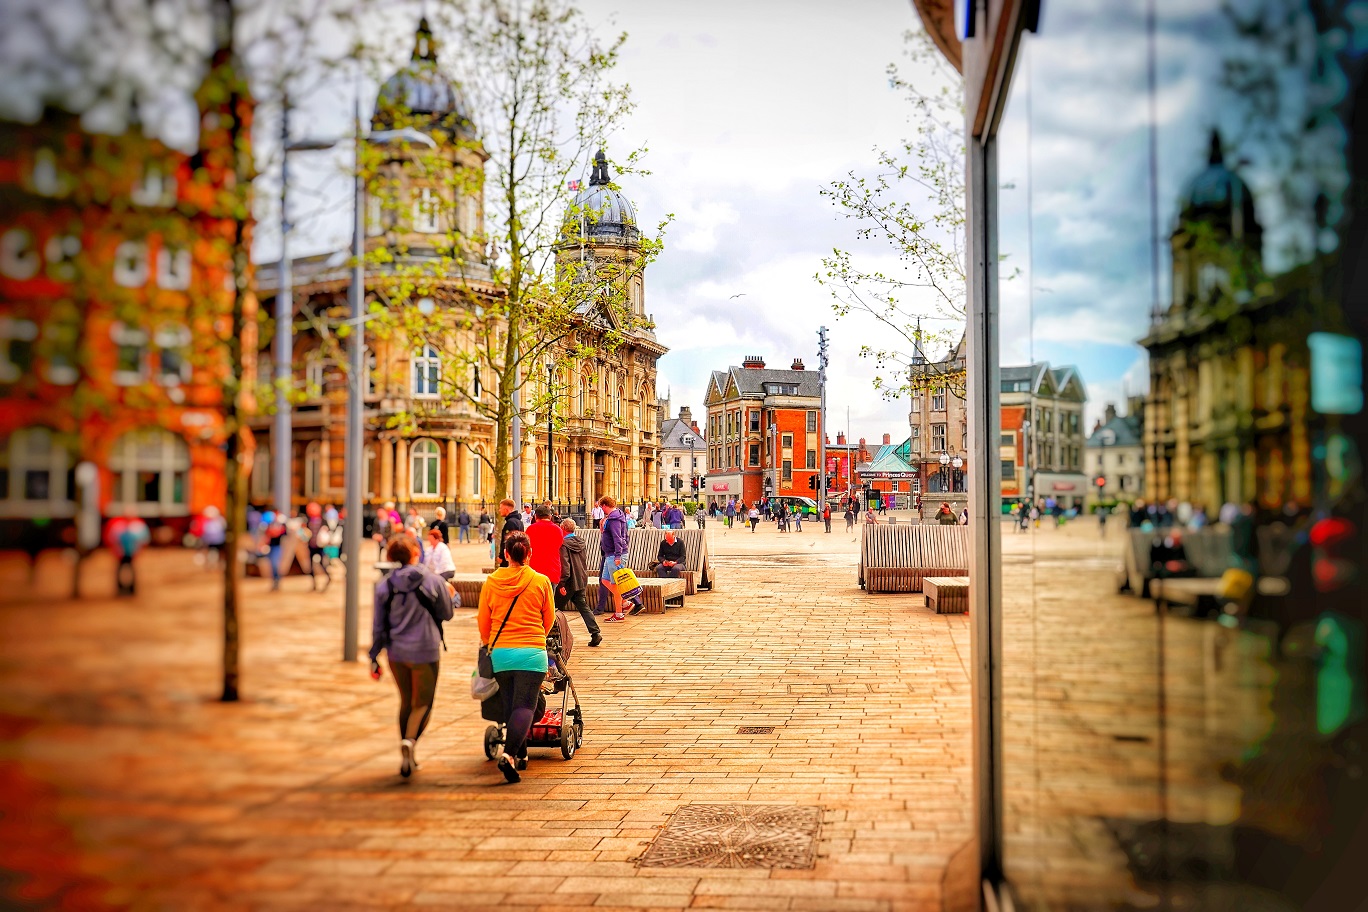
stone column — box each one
[319,437,331,497]
[379,439,394,501]
[395,439,409,505]
[629,430,641,503]
[582,449,595,507]
[447,439,460,505]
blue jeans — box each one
[458,525,470,542]
[268,545,282,584]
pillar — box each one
[447,439,460,504]
[379,439,394,501]
[582,449,595,507]
[319,437,331,497]
[395,439,409,504]
[629,431,641,503]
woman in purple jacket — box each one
[369,536,456,778]
[596,495,636,621]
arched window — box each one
[577,377,587,415]
[411,439,440,497]
[0,427,75,517]
[616,381,625,420]
[108,428,191,516]
[304,441,322,497]
[413,345,441,397]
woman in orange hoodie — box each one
[477,530,555,783]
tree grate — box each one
[637,804,822,869]
[736,726,776,734]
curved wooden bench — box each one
[860,524,968,593]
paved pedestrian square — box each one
[0,517,975,911]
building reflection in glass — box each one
[994,0,1367,908]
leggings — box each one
[388,659,440,742]
[495,669,546,760]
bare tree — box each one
[817,26,966,399]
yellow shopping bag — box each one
[612,565,643,602]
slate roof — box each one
[660,417,704,450]
[708,366,821,400]
[1086,414,1143,448]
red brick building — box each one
[703,356,822,507]
[999,403,1027,503]
[0,52,253,547]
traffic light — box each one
[807,476,817,491]
[671,474,683,492]
[690,475,699,491]
[1094,475,1106,488]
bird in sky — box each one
[729,293,746,299]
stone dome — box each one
[566,150,639,241]
[1179,132,1260,239]
[372,18,470,134]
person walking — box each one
[263,511,287,590]
[725,500,736,529]
[936,501,958,525]
[428,507,450,544]
[306,502,332,592]
[497,499,523,568]
[596,495,636,620]
[423,527,456,579]
[822,501,832,533]
[373,502,400,559]
[478,531,555,783]
[591,501,605,530]
[106,514,150,596]
[369,535,456,779]
[457,507,472,543]
[792,504,802,532]
[525,504,564,585]
[748,504,760,532]
[556,519,601,647]
[478,509,493,544]
[200,505,226,567]
[844,503,856,532]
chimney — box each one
[742,355,766,369]
[679,406,692,426]
[837,432,846,445]
[791,358,805,371]
[882,433,891,445]
[1104,403,1117,424]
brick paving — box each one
[0,517,974,911]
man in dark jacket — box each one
[557,519,601,646]
[427,506,450,543]
[497,498,522,568]
[456,507,472,543]
[653,530,686,579]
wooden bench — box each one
[859,524,968,593]
[586,577,686,614]
[924,576,969,614]
[450,573,489,608]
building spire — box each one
[1207,130,1223,165]
[413,16,437,62]
[590,148,610,185]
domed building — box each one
[1143,130,1322,511]
[251,21,666,517]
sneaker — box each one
[515,756,528,771]
[400,739,414,778]
[604,614,626,622]
[496,753,520,783]
[589,633,603,647]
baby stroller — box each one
[482,611,584,762]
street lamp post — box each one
[547,364,554,502]
[681,432,696,504]
[951,454,964,494]
[342,121,439,663]
[274,102,337,518]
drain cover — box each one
[736,726,775,734]
[637,804,822,869]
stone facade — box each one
[1000,362,1088,507]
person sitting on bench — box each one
[651,530,687,579]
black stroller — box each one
[482,611,584,761]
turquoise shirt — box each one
[491,646,547,674]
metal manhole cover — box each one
[736,726,775,734]
[637,804,822,869]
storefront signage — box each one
[1051,482,1080,493]
[711,482,730,492]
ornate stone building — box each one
[1142,133,1319,512]
[253,20,664,514]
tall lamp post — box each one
[546,364,555,502]
[342,121,439,663]
[274,102,337,517]
[952,454,964,493]
[681,432,696,504]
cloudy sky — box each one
[262,0,946,447]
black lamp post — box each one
[546,363,554,502]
